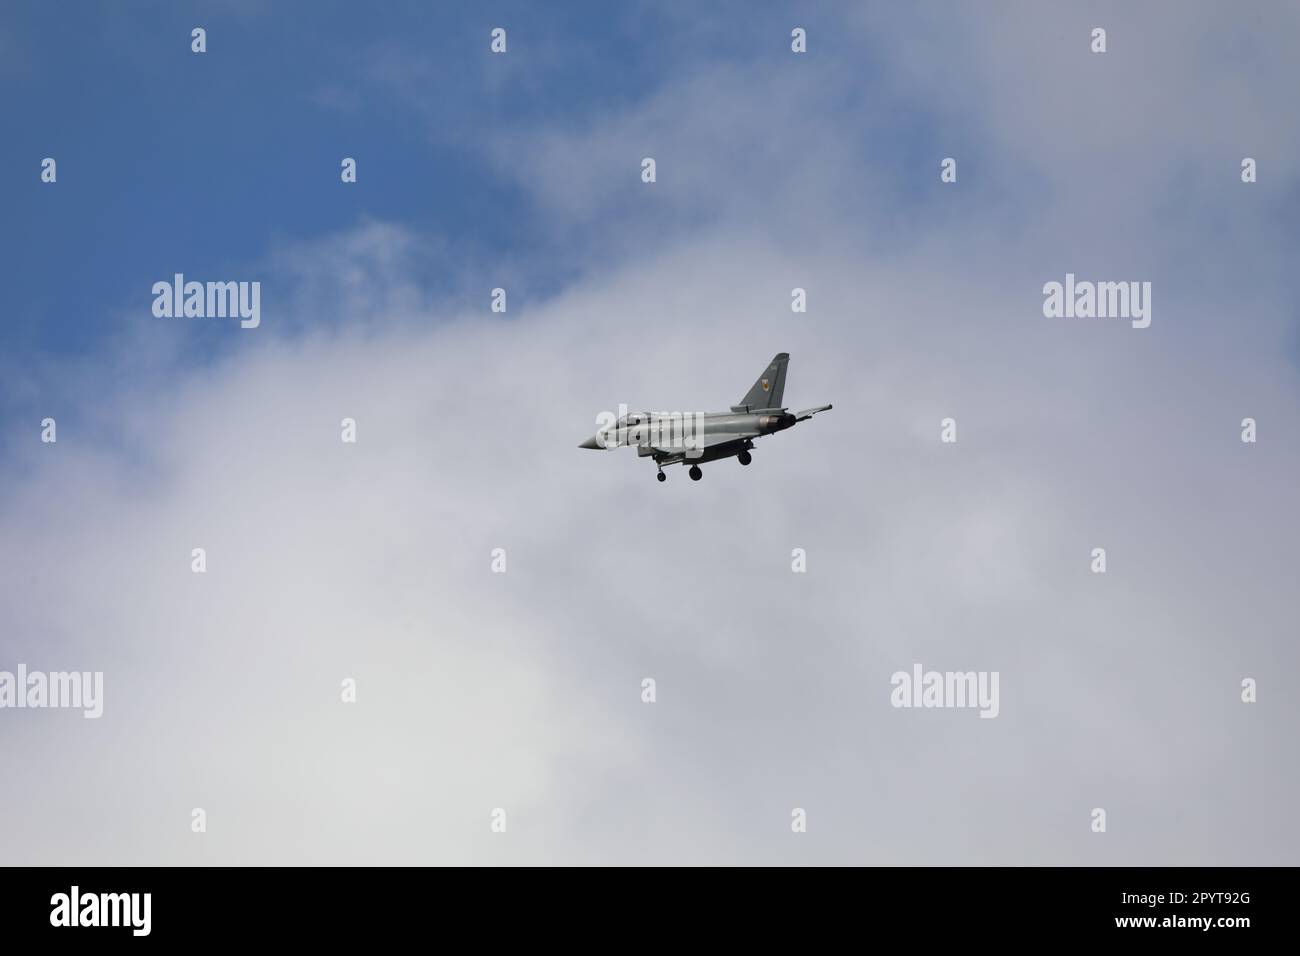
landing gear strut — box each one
[688,465,703,481]
[738,450,752,466]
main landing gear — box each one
[688,465,703,481]
[656,470,666,482]
[738,450,752,466]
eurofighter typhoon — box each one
[579,352,832,482]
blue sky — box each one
[5,3,576,359]
[3,2,990,375]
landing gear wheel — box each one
[656,471,666,482]
[738,450,752,466]
[689,465,702,481]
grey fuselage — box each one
[583,408,797,465]
[578,352,831,477]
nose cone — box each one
[579,434,602,449]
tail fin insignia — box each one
[737,353,789,410]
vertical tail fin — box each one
[734,352,789,411]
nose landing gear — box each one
[738,450,752,466]
[656,470,666,482]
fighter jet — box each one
[578,352,832,482]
